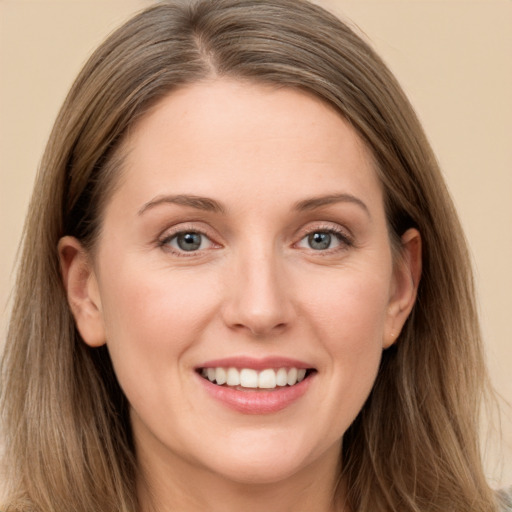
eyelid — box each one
[157,223,222,255]
[294,222,354,250]
[155,220,354,256]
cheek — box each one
[96,263,222,396]
[297,265,391,413]
[100,263,218,341]
[299,263,392,344]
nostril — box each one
[229,319,288,338]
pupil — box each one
[177,232,201,251]
[308,232,331,250]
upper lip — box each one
[196,356,314,371]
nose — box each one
[221,247,295,338]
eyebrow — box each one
[138,194,225,215]
[137,192,370,218]
[294,193,371,218]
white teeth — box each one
[258,369,276,389]
[215,367,227,385]
[276,368,288,387]
[287,367,298,386]
[226,367,240,386]
[240,369,258,388]
[200,366,311,389]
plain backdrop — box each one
[1,0,511,489]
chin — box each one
[207,456,312,486]
[193,432,340,487]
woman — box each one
[1,0,509,510]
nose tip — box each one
[221,259,294,338]
[231,306,289,337]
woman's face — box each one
[62,79,419,488]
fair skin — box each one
[59,79,421,512]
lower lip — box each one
[196,372,315,414]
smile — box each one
[195,357,317,413]
[199,367,315,390]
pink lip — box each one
[196,356,313,371]
[197,375,314,414]
[195,357,316,415]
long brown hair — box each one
[0,0,501,510]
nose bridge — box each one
[223,240,293,336]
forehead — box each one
[112,79,383,214]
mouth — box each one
[197,366,317,390]
[195,359,317,414]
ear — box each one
[58,236,106,347]
[383,228,422,348]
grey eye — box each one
[164,231,212,252]
[307,232,333,250]
[176,232,203,251]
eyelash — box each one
[158,225,218,257]
[296,224,354,253]
[157,223,354,257]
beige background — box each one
[1,0,511,488]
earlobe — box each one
[58,236,106,347]
[383,228,422,348]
